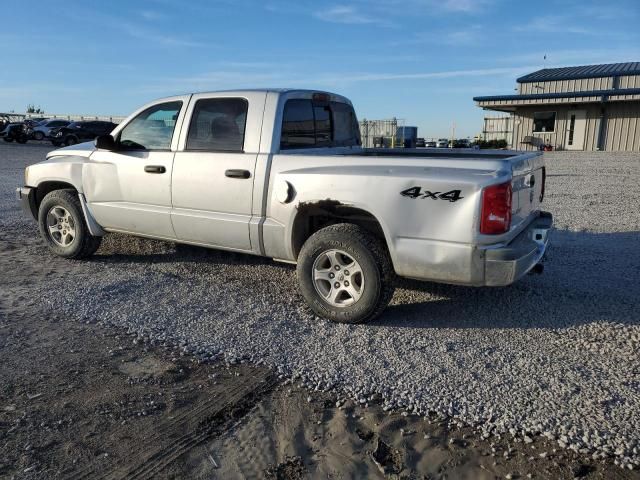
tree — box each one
[26,104,44,114]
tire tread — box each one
[38,189,102,259]
[297,223,395,324]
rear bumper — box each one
[482,211,552,286]
[16,186,37,220]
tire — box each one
[34,131,44,141]
[297,223,395,324]
[64,136,77,146]
[51,141,61,147]
[3,138,13,143]
[16,136,27,144]
[38,189,102,259]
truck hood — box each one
[46,141,96,160]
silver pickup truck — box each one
[17,89,552,323]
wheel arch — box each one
[31,181,104,236]
[290,201,392,261]
[33,181,78,212]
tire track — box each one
[64,372,278,480]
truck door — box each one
[85,97,188,238]
[171,92,265,251]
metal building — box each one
[474,62,640,151]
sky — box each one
[2,0,639,138]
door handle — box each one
[144,165,166,174]
[225,169,251,179]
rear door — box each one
[171,92,265,250]
[85,97,189,238]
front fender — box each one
[25,155,88,192]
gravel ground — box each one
[2,144,639,471]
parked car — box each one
[425,140,437,148]
[28,119,70,140]
[23,118,47,129]
[436,138,449,148]
[0,122,28,143]
[415,138,425,148]
[18,89,551,324]
[451,138,471,148]
[50,121,118,146]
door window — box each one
[567,114,576,146]
[118,101,182,150]
[186,98,248,152]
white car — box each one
[436,138,449,148]
[30,119,71,140]
[18,89,551,324]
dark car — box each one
[451,138,471,148]
[415,137,425,148]
[50,120,118,147]
[0,122,29,143]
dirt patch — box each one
[265,456,307,480]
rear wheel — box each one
[16,135,27,144]
[38,189,102,259]
[3,138,13,143]
[297,223,395,324]
[64,136,77,146]
[33,131,44,141]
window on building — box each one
[280,99,361,150]
[533,112,556,133]
[186,98,248,152]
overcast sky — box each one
[2,0,639,137]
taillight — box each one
[480,181,512,234]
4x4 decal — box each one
[400,187,464,203]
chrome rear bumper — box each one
[483,211,552,286]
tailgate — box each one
[510,153,545,231]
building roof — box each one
[473,87,640,103]
[517,62,640,83]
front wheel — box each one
[296,223,395,324]
[3,138,13,143]
[38,189,102,259]
[33,131,44,141]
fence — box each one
[359,118,406,148]
[9,112,128,123]
[482,115,513,145]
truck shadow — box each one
[91,229,639,330]
[377,229,640,329]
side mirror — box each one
[95,134,116,151]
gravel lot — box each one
[2,143,639,471]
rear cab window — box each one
[280,97,361,150]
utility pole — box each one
[450,121,456,148]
